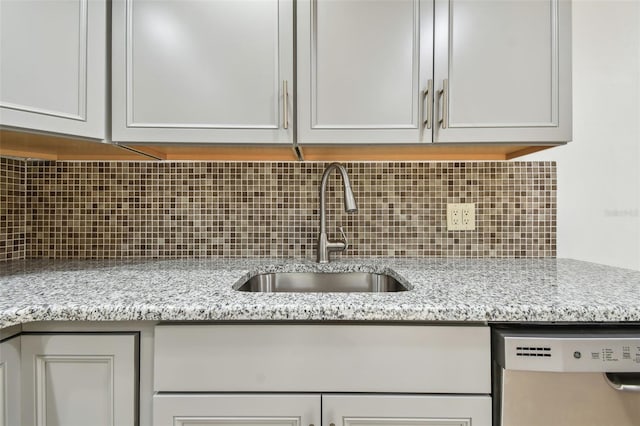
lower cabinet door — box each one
[322,394,492,426]
[0,336,21,426]
[153,394,321,426]
[21,333,137,426]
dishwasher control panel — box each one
[494,329,640,372]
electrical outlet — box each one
[447,204,462,229]
[460,203,475,230]
[447,203,476,231]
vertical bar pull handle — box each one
[424,79,433,129]
[440,79,449,129]
[283,80,289,129]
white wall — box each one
[525,0,640,271]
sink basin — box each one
[236,272,408,293]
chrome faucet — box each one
[317,162,358,263]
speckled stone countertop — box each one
[1,258,640,329]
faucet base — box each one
[317,232,346,263]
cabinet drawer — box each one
[152,393,491,426]
[323,394,492,426]
[154,324,490,393]
[153,394,320,426]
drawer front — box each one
[323,394,492,426]
[154,324,490,393]
[153,394,320,426]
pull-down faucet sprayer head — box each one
[343,180,358,213]
[319,162,358,216]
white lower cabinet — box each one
[0,336,21,426]
[153,394,491,426]
[323,394,491,426]
[153,394,320,426]
[153,324,492,426]
[20,333,137,426]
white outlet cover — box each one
[447,203,476,231]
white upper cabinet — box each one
[112,0,294,143]
[297,0,434,143]
[0,0,107,139]
[298,0,571,145]
[433,0,572,143]
[2,0,570,149]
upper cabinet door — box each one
[297,0,434,144]
[112,0,293,144]
[0,0,106,139]
[433,0,571,143]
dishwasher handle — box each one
[604,372,640,392]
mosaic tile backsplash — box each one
[21,161,556,259]
[0,157,26,261]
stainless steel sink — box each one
[236,272,408,293]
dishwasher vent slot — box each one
[516,346,552,357]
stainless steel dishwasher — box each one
[493,326,640,426]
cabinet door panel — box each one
[323,395,491,426]
[314,0,416,127]
[297,0,433,143]
[449,1,553,126]
[433,0,571,142]
[130,1,277,127]
[21,334,136,426]
[41,357,113,426]
[153,394,320,426]
[0,337,21,426]
[1,0,82,117]
[0,0,106,139]
[173,421,302,426]
[112,0,293,143]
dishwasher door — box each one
[501,370,640,425]
[493,328,640,426]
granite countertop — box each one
[1,258,640,329]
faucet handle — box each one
[338,226,349,251]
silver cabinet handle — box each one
[604,373,640,392]
[439,79,448,129]
[424,79,433,129]
[283,80,289,129]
